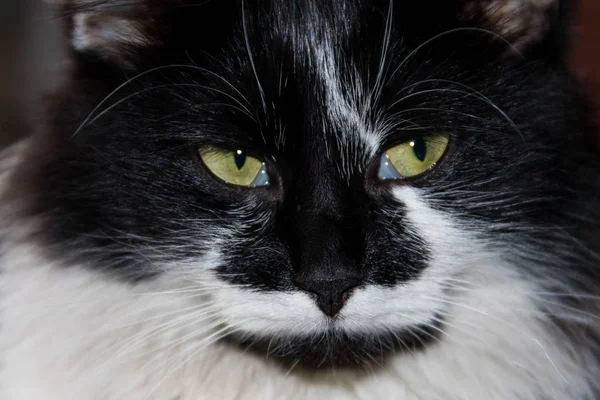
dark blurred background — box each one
[0,1,598,148]
[0,0,62,148]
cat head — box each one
[16,0,598,368]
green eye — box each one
[378,134,449,180]
[199,147,270,187]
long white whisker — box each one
[391,27,523,81]
[388,88,523,138]
[85,84,255,128]
[371,0,394,104]
[241,0,267,116]
[72,64,254,137]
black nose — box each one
[295,275,362,317]
[287,180,367,318]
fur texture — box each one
[1,0,599,399]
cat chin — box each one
[227,319,443,370]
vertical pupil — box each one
[412,137,427,162]
[234,151,247,170]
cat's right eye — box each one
[199,147,270,188]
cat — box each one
[1,0,599,399]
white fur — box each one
[312,41,381,157]
[290,6,384,168]
[0,175,595,399]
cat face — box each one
[19,0,598,368]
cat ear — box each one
[46,0,176,68]
[458,0,575,53]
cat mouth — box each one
[227,320,443,370]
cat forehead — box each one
[285,15,382,158]
[230,1,387,165]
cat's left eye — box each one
[378,134,449,180]
[199,148,270,187]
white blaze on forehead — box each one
[312,40,381,158]
[285,5,383,166]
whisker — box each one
[41,287,213,309]
[85,84,255,128]
[72,64,254,137]
[241,0,267,117]
[92,302,222,336]
[371,0,394,104]
[388,88,523,139]
[143,321,253,397]
[390,27,523,82]
[89,308,221,373]
[283,357,302,378]
[419,295,569,384]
